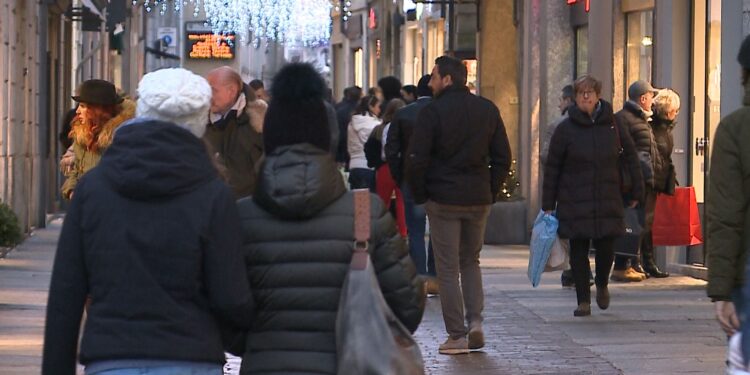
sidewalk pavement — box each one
[0,219,728,374]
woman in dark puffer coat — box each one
[236,63,425,375]
[543,75,644,317]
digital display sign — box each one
[185,22,236,60]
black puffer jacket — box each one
[43,121,254,375]
[237,143,425,375]
[615,101,659,188]
[543,100,644,239]
[651,112,677,194]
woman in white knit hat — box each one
[42,68,254,375]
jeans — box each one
[87,365,222,375]
[401,183,435,276]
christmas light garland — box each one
[132,0,331,46]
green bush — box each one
[0,203,22,247]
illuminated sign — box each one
[368,8,377,29]
[185,23,236,60]
[567,0,590,12]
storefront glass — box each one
[575,26,588,77]
[354,48,364,88]
[625,10,654,86]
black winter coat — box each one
[42,120,255,375]
[407,86,512,205]
[615,101,659,188]
[543,101,644,239]
[335,99,358,164]
[651,112,677,194]
[237,143,425,375]
[385,97,432,186]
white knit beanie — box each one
[136,68,211,138]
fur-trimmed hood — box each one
[70,98,136,150]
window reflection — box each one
[625,10,653,85]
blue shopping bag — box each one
[528,210,559,287]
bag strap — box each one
[351,189,371,270]
[613,117,624,155]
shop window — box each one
[354,48,364,88]
[574,26,588,78]
[625,10,653,87]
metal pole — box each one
[37,1,50,228]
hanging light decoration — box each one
[132,0,330,46]
[286,0,331,46]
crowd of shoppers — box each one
[43,34,750,373]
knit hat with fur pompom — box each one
[263,63,330,154]
[136,68,211,138]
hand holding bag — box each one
[335,189,425,375]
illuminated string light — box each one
[132,0,331,46]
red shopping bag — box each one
[652,186,703,246]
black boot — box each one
[631,257,648,277]
[642,247,669,278]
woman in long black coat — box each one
[543,75,644,317]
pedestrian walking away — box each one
[204,66,265,199]
[364,98,408,237]
[386,74,438,293]
[347,94,381,191]
[42,68,255,375]
[408,55,512,354]
[542,74,644,317]
[60,79,135,200]
[335,86,363,167]
[236,62,425,374]
[707,34,750,372]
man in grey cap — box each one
[611,79,667,282]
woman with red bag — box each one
[641,89,682,278]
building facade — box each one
[520,0,750,275]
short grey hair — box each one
[653,89,681,115]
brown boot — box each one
[425,277,440,295]
[574,302,591,317]
[610,267,645,282]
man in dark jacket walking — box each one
[612,80,666,281]
[204,66,265,198]
[335,86,362,166]
[386,75,437,292]
[408,56,512,354]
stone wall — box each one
[0,0,43,231]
